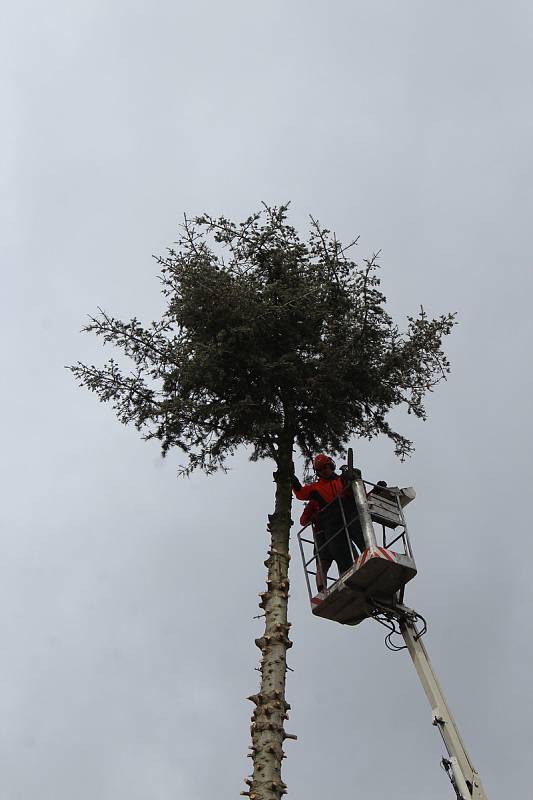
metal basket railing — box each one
[296,479,414,602]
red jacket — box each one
[299,499,320,526]
[293,474,346,509]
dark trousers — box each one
[314,497,366,580]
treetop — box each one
[70,203,456,474]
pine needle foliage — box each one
[70,203,455,472]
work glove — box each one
[339,464,350,485]
[291,475,302,491]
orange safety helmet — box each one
[313,453,336,472]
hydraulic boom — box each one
[376,601,488,800]
[297,450,489,798]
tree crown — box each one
[70,204,455,473]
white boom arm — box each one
[400,617,488,799]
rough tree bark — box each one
[244,433,296,800]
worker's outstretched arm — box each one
[291,475,315,501]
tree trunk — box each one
[244,434,295,800]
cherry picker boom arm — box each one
[398,608,488,800]
[296,451,489,797]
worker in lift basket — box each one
[292,454,366,593]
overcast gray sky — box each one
[2,1,532,798]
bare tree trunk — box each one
[244,434,295,800]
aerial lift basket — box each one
[296,458,417,626]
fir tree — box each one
[70,204,455,800]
